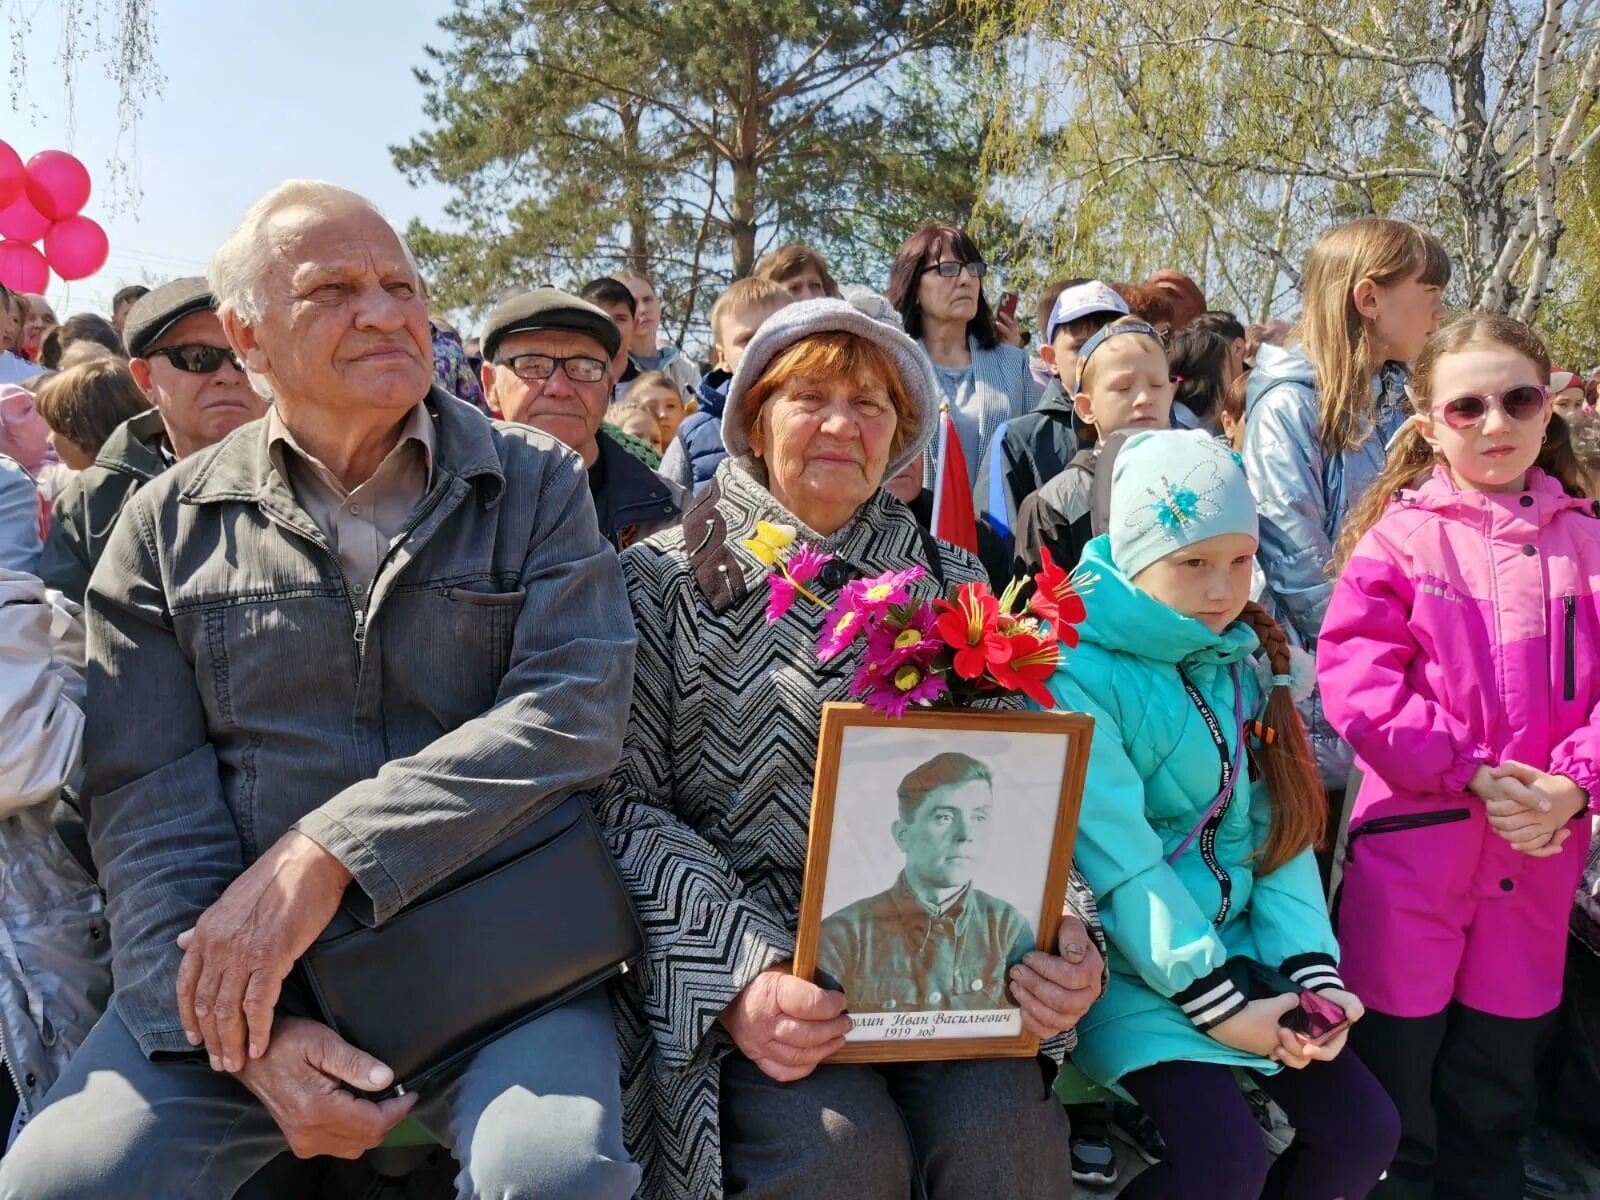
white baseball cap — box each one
[1046,281,1129,343]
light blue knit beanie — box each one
[1108,430,1259,578]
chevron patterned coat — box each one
[593,457,1103,1199]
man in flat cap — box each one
[0,181,641,1199]
[480,287,686,549]
[39,275,268,600]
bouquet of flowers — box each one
[743,521,1093,716]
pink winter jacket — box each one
[1318,466,1598,1018]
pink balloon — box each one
[24,150,91,221]
[44,215,109,281]
[0,240,49,294]
[0,191,49,243]
[0,142,21,210]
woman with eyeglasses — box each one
[886,225,1043,488]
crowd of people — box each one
[0,178,1595,1200]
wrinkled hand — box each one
[1477,761,1586,857]
[994,305,1023,347]
[177,831,352,1071]
[719,964,852,1083]
[1271,987,1364,1069]
[1209,994,1301,1059]
[233,1017,416,1160]
[1008,915,1105,1040]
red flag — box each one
[931,409,979,555]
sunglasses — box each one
[1436,384,1548,430]
[922,260,988,279]
[148,344,245,374]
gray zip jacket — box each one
[82,390,637,1058]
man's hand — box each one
[1480,761,1587,857]
[176,830,353,1071]
[233,1017,416,1160]
[1008,914,1105,1040]
[718,964,852,1083]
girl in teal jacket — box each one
[1046,430,1398,1198]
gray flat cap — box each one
[481,287,621,364]
[124,276,216,358]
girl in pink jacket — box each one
[1318,313,1599,1200]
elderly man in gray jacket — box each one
[0,180,641,1200]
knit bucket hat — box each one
[721,297,940,482]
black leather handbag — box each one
[300,794,642,1092]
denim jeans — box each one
[0,989,638,1200]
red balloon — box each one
[0,240,49,294]
[24,150,91,221]
[44,215,109,281]
[0,142,21,210]
[0,191,49,243]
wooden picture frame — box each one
[792,702,1093,1063]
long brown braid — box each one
[1236,601,1328,873]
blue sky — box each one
[8,0,458,319]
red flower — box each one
[933,583,1014,680]
[988,628,1062,708]
[1028,547,1088,646]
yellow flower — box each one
[893,665,923,692]
[894,628,923,649]
[739,520,797,566]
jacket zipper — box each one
[1346,808,1471,863]
[1565,595,1577,702]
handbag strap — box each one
[1166,663,1246,866]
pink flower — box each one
[844,566,925,620]
[852,658,949,717]
[818,601,867,661]
[787,545,833,586]
[862,604,940,672]
[763,545,835,623]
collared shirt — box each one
[814,870,1034,1014]
[267,403,435,600]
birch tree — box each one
[971,0,1600,321]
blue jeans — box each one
[0,989,638,1200]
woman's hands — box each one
[1471,762,1588,857]
[719,964,852,1083]
[1008,914,1105,1039]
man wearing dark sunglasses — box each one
[39,276,268,601]
[480,287,686,550]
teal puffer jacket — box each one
[1045,536,1339,1087]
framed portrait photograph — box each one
[792,703,1092,1064]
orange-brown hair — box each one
[740,332,920,460]
[1335,312,1587,567]
[753,244,841,298]
[1238,601,1328,873]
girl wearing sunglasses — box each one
[1317,313,1600,1198]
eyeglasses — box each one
[921,260,988,279]
[148,344,244,374]
[500,353,609,384]
[1437,385,1548,429]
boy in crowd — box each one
[660,276,791,494]
[974,281,1128,566]
[579,277,642,403]
[1012,315,1174,579]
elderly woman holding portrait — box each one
[594,298,1105,1200]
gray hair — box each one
[208,179,422,398]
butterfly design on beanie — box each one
[1127,460,1228,537]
